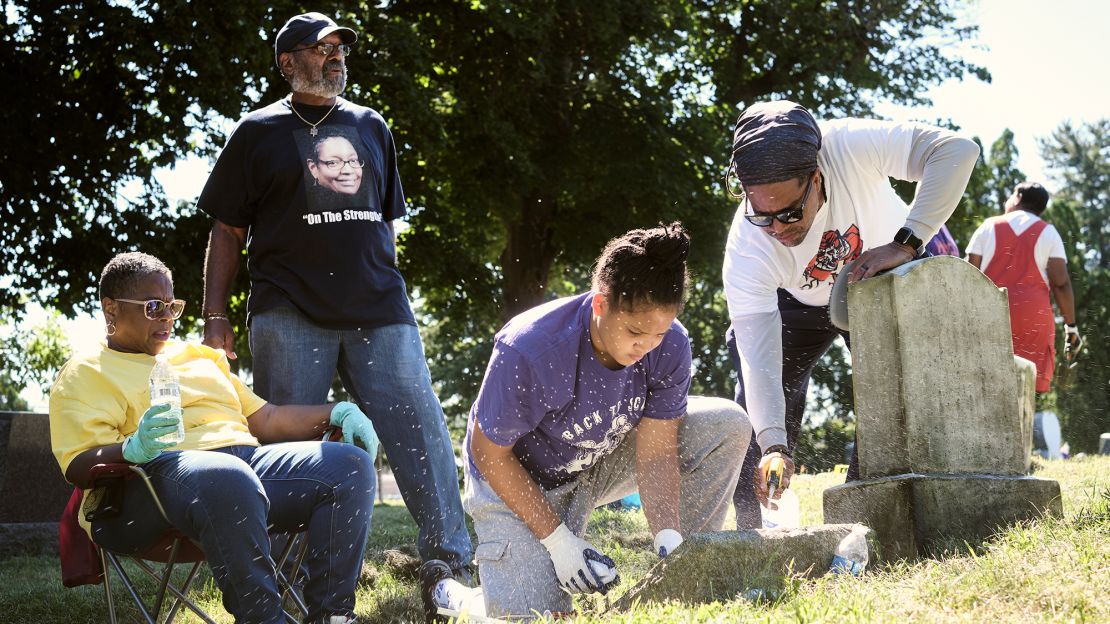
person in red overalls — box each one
[967,181,1083,393]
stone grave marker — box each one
[824,256,1061,559]
[611,524,874,609]
[0,411,72,524]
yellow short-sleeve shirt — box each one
[50,340,267,478]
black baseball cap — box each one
[274,12,357,65]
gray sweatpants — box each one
[463,396,751,618]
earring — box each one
[105,321,117,336]
[313,177,319,187]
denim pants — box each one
[726,289,858,530]
[464,396,750,619]
[92,443,374,624]
[250,306,472,569]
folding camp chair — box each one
[59,463,310,624]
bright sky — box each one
[875,0,1110,186]
[17,0,1108,410]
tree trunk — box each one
[500,196,558,321]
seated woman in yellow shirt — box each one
[50,252,377,624]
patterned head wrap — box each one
[730,100,822,187]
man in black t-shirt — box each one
[197,12,473,585]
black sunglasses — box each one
[743,174,816,227]
[114,298,186,320]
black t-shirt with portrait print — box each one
[197,97,415,330]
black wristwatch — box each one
[893,227,924,255]
[762,444,792,459]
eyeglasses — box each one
[114,298,186,320]
[743,173,816,227]
[288,42,352,57]
[315,158,365,170]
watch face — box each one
[896,227,922,250]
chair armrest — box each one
[88,463,133,486]
[85,463,163,523]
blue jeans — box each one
[250,306,472,569]
[92,443,374,624]
[725,289,858,530]
[464,397,750,617]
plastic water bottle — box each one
[760,488,800,529]
[149,355,184,444]
[830,526,869,575]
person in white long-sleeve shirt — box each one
[721,100,980,529]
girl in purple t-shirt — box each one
[419,224,753,620]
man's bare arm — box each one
[202,221,247,359]
[1047,257,1076,325]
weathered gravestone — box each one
[611,524,874,609]
[0,411,72,558]
[824,256,1061,559]
[0,411,71,523]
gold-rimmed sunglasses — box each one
[114,298,187,320]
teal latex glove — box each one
[122,404,181,464]
[329,401,380,458]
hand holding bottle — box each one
[755,449,795,506]
[122,403,181,464]
[149,356,185,443]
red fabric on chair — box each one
[138,529,206,564]
[59,488,103,587]
[59,463,309,623]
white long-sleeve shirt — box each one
[723,118,979,449]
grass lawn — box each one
[1,456,1106,623]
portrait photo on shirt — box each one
[295,125,375,216]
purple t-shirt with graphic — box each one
[465,292,692,489]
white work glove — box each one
[653,528,684,558]
[539,523,620,594]
[1064,323,1084,367]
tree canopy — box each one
[0,309,70,410]
[374,0,988,412]
[0,1,307,313]
[1040,119,1110,452]
[3,1,987,429]
[945,129,1026,249]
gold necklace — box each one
[289,97,338,136]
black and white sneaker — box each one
[452,563,476,587]
[418,559,454,623]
